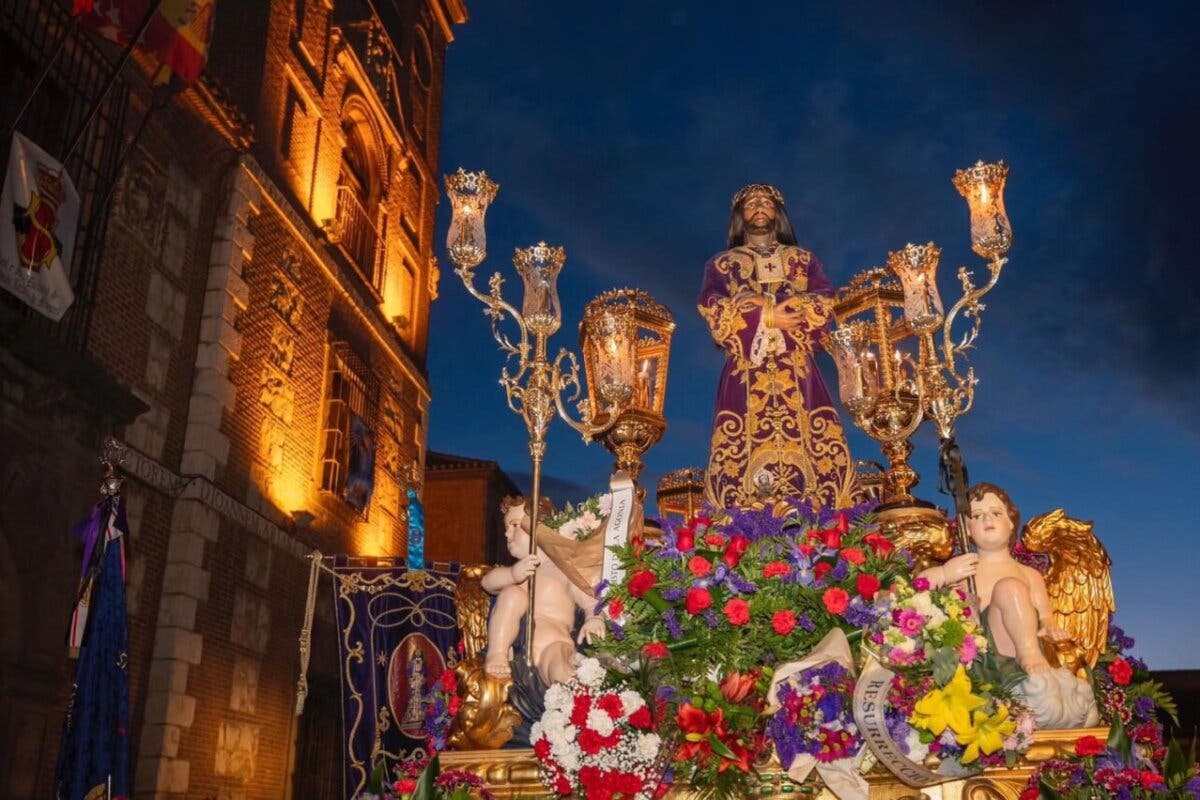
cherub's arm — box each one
[569,582,606,644]
[918,553,979,588]
[480,555,539,595]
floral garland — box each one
[530,656,664,799]
[543,492,612,540]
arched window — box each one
[336,109,382,286]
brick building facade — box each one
[0,0,466,797]
[423,451,520,566]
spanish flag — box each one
[73,0,216,85]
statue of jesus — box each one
[698,184,857,510]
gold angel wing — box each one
[1021,508,1115,669]
[454,564,492,661]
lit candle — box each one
[636,359,651,407]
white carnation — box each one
[530,721,544,741]
[544,683,571,711]
[619,690,645,715]
[587,707,615,737]
[577,511,600,533]
[576,657,605,688]
[598,494,613,515]
[636,732,662,761]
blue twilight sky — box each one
[425,3,1200,669]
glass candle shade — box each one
[888,242,944,333]
[953,160,1012,260]
[513,242,565,337]
[827,326,873,413]
[444,168,498,270]
[581,307,637,414]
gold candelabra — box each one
[444,170,672,665]
[826,161,1012,563]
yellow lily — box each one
[957,704,1016,764]
[909,664,986,737]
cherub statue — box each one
[480,496,605,686]
[921,482,1102,728]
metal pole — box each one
[58,0,165,167]
[5,16,79,136]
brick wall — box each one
[0,0,466,797]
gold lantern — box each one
[580,288,675,484]
[656,467,706,521]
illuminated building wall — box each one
[0,0,466,797]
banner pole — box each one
[58,0,165,168]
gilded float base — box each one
[439,727,1105,799]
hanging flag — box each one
[0,133,78,321]
[74,0,216,85]
[55,497,131,800]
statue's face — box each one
[741,191,777,235]
[966,492,1013,551]
[503,506,530,558]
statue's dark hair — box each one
[727,200,798,248]
[967,482,1021,536]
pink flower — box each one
[896,609,926,637]
[958,636,978,664]
[913,576,931,591]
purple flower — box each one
[726,572,758,594]
[656,684,678,702]
[594,578,610,598]
[1183,775,1200,799]
[796,612,815,632]
[702,610,721,628]
[662,609,683,640]
[843,597,880,627]
[662,586,687,602]
[608,619,625,640]
[1108,623,1136,652]
[1133,695,1155,722]
[830,559,849,582]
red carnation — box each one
[1108,658,1134,686]
[439,669,457,693]
[822,528,842,550]
[448,694,461,715]
[772,609,797,635]
[723,597,751,626]
[628,569,657,598]
[554,775,572,795]
[642,641,669,659]
[814,561,833,581]
[841,546,866,565]
[393,778,417,795]
[722,534,750,569]
[798,543,816,557]
[763,561,790,578]
[534,737,552,759]
[685,587,713,615]
[597,693,624,719]
[834,512,850,534]
[675,527,695,551]
[823,587,850,615]
[704,532,726,548]
[629,705,653,730]
[571,694,591,726]
[1075,735,1106,757]
[608,597,624,619]
[856,573,881,601]
[688,555,713,577]
[1019,789,1039,800]
[1140,771,1165,791]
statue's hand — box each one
[938,554,979,584]
[510,555,540,584]
[577,615,606,645]
[773,297,811,331]
[1041,624,1072,642]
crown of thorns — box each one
[731,183,785,208]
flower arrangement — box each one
[768,661,860,769]
[424,668,462,753]
[1019,625,1198,799]
[863,574,1033,770]
[530,656,665,799]
[589,503,904,799]
[364,755,496,800]
[543,492,612,540]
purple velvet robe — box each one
[698,243,857,510]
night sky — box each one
[426,3,1200,668]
